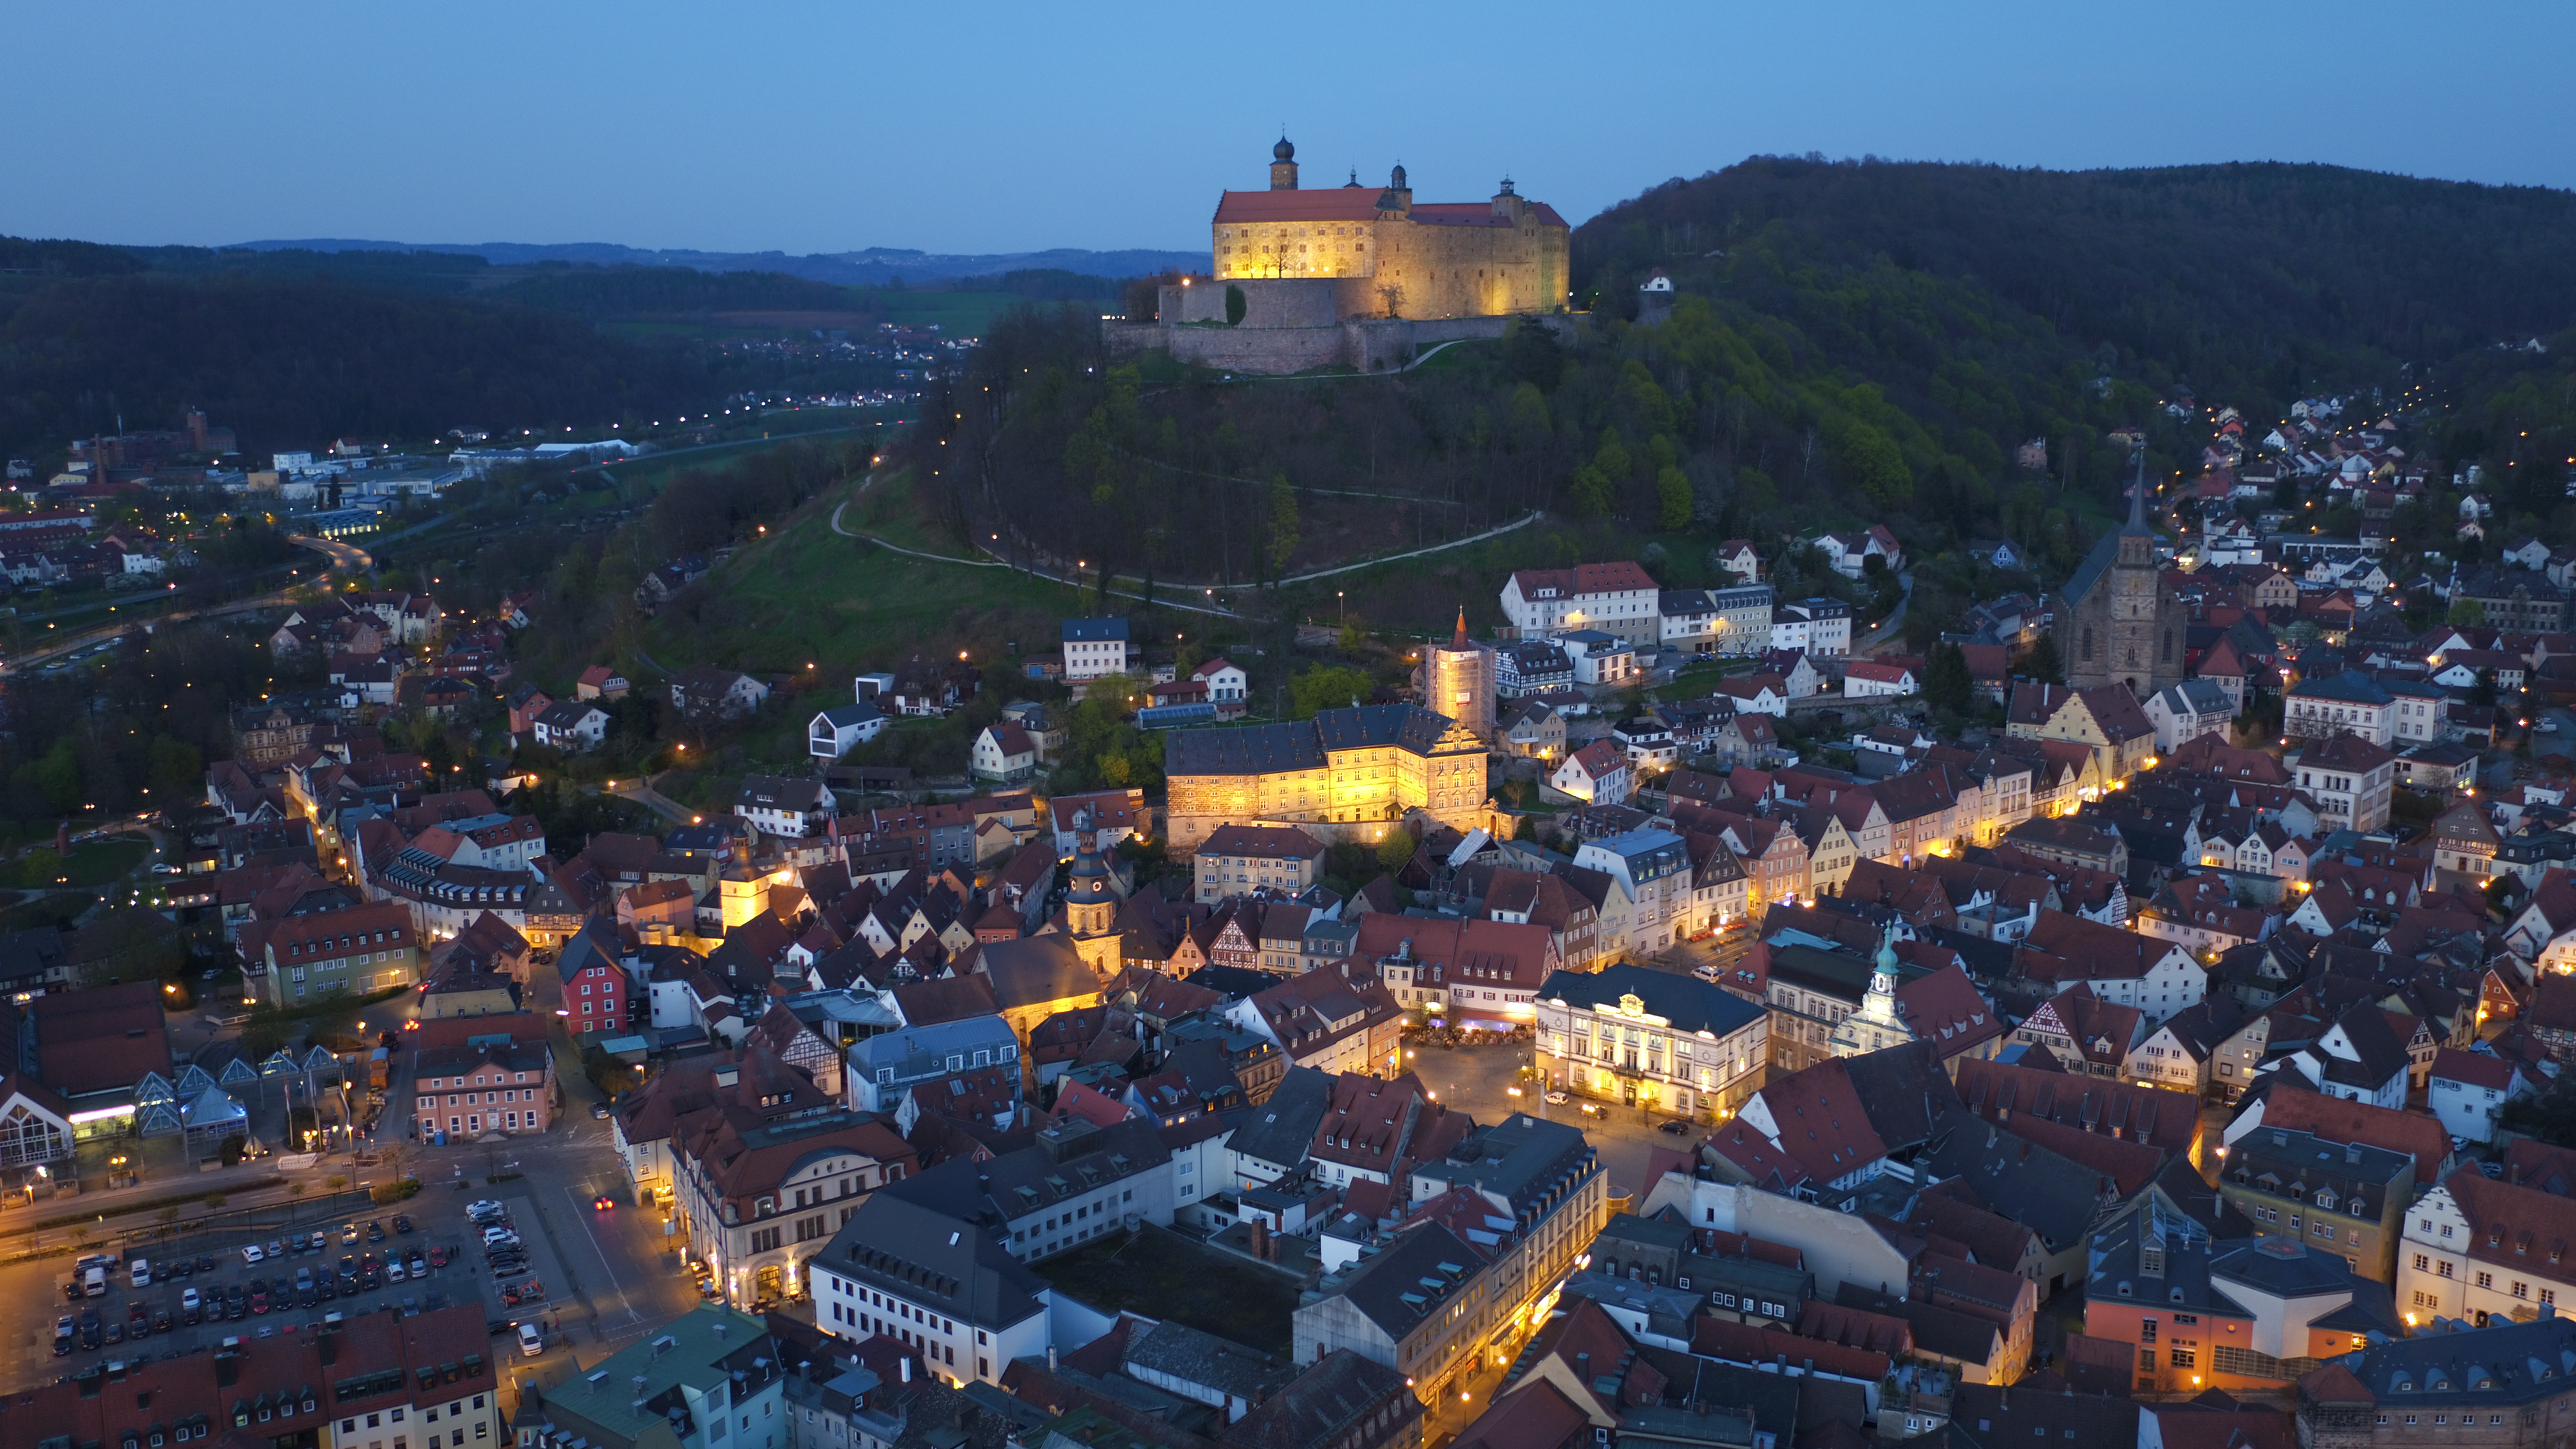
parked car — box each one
[516,1321,545,1358]
[180,1288,201,1314]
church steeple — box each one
[1453,605,1468,649]
[2126,448,2150,532]
[1828,923,1915,1058]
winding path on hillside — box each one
[826,484,1539,618]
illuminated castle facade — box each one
[1204,138,1571,321]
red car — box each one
[249,1286,269,1315]
[592,1195,615,1211]
[428,1245,449,1268]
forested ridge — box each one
[900,158,2576,629]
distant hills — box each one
[216,238,1211,287]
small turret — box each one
[1376,164,1413,217]
[1270,134,1299,191]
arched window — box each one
[2081,627,2094,661]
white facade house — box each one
[531,700,611,752]
[1551,741,1633,806]
[1841,659,1917,698]
[1191,658,1248,705]
[2385,681,2450,745]
[1814,527,1903,582]
[1500,562,1662,645]
[2294,732,2397,835]
[2285,670,2396,746]
[2145,678,2236,752]
[735,775,838,838]
[969,724,1039,783]
[1556,630,1639,685]
[2427,1048,2538,1145]
[2393,1176,2576,1329]
[1770,599,1854,657]
[809,701,888,760]
[812,1197,1049,1387]
[1062,618,1134,681]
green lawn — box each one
[638,481,1082,677]
[1033,1227,1298,1354]
[64,837,148,886]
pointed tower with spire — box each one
[1827,925,1917,1058]
[1413,604,1496,743]
[2054,445,2185,696]
[1057,808,1125,974]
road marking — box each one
[561,1186,635,1321]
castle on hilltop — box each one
[1104,137,1574,375]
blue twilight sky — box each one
[6,1,2573,258]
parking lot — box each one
[5,1205,502,1391]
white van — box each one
[82,1264,108,1297]
[129,1258,151,1287]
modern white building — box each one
[810,701,889,760]
[1556,629,1639,685]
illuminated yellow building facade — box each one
[1207,138,1570,321]
[1164,705,1488,851]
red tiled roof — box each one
[1510,562,1658,598]
[2248,1084,2450,1171]
[1692,1316,1891,1381]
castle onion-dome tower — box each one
[1270,135,1298,190]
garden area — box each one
[1032,1224,1300,1355]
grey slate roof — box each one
[1122,1319,1293,1404]
[1415,1112,1598,1223]
[2325,1311,2576,1403]
[1227,1065,1335,1174]
[1326,1220,1484,1340]
[1165,705,1461,777]
[815,1192,1048,1332]
[1534,961,1765,1039]
[884,1115,1172,1233]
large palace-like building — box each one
[1205,138,1570,321]
[1164,704,1488,851]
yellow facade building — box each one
[1208,138,1570,321]
[1164,704,1488,852]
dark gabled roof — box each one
[1533,961,1765,1037]
[816,1192,1048,1331]
[1227,1065,1335,1170]
[1329,1220,1488,1340]
[2290,668,2396,706]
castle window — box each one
[2081,627,2094,661]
